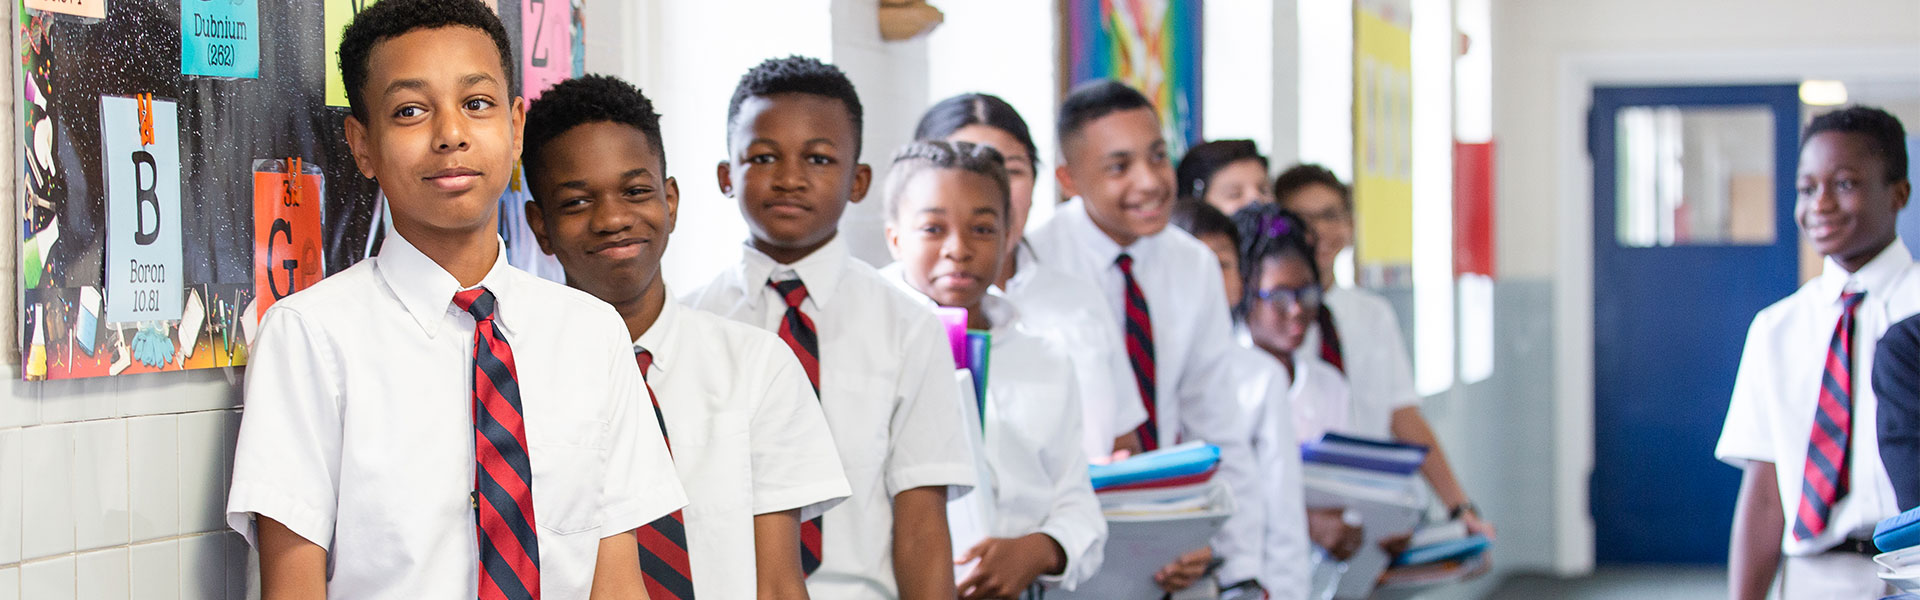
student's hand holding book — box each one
[1308,507,1365,560]
[956,533,1068,600]
[1154,546,1212,592]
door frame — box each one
[1551,46,1920,576]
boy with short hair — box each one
[876,140,1108,598]
[1720,105,1918,599]
[520,74,853,600]
[1024,79,1305,598]
[227,1,683,597]
[687,55,976,600]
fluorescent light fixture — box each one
[1800,80,1848,106]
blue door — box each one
[1590,84,1803,563]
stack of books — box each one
[1056,442,1233,600]
[1300,434,1429,599]
[1875,507,1920,594]
[1376,521,1492,591]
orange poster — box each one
[252,159,325,323]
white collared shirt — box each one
[880,265,1109,590]
[1296,286,1419,439]
[1004,243,1150,462]
[1025,198,1271,591]
[1717,240,1920,555]
[685,236,977,600]
[634,293,853,597]
[1289,356,1352,445]
[1218,345,1311,598]
[227,231,685,599]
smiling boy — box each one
[226,1,682,598]
[1024,79,1301,597]
[520,74,851,600]
[1718,105,1919,599]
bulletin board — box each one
[1063,0,1203,158]
[1352,0,1414,276]
[15,0,582,380]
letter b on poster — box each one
[101,95,183,324]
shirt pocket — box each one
[680,409,753,519]
[530,417,610,535]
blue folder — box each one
[1301,433,1430,475]
[1392,534,1491,566]
[1876,505,1920,552]
[1089,442,1221,490]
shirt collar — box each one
[633,286,681,376]
[376,228,522,339]
[1060,196,1158,266]
[1817,237,1914,300]
[738,234,848,309]
[878,262,1022,334]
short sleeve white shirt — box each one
[1716,240,1920,555]
[1218,345,1311,598]
[635,293,853,597]
[881,266,1109,590]
[1026,198,1266,587]
[1294,286,1419,439]
[685,236,977,599]
[1289,356,1352,445]
[1004,243,1150,462]
[227,231,685,599]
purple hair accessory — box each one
[1265,215,1290,238]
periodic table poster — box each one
[16,0,583,380]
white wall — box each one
[0,12,250,596]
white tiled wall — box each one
[0,368,252,600]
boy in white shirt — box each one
[520,74,853,600]
[227,1,682,597]
[876,140,1108,598]
[687,56,976,600]
[1024,79,1298,598]
[1719,106,1917,599]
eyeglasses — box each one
[1253,284,1322,310]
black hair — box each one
[1230,203,1320,317]
[338,0,515,123]
[1178,140,1268,201]
[1272,163,1351,211]
[915,93,1039,172]
[1171,199,1239,251]
[1803,105,1909,183]
[521,74,666,198]
[883,141,1012,224]
[1057,79,1155,151]
[726,55,865,157]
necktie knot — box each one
[1115,253,1135,274]
[769,278,810,309]
[634,348,654,377]
[1842,290,1867,311]
[453,287,498,323]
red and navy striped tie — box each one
[454,288,541,600]
[1117,254,1160,451]
[1317,305,1346,373]
[1795,290,1866,541]
[634,350,696,600]
[767,277,824,575]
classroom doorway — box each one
[1589,84,1803,564]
